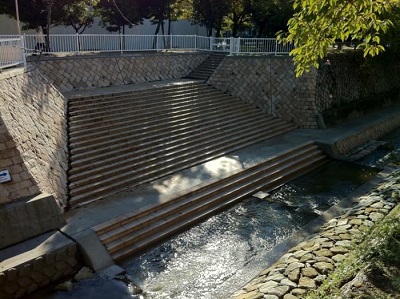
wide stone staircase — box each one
[68,81,297,208]
[185,53,226,80]
[93,141,329,262]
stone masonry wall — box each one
[0,232,82,299]
[0,68,68,206]
[0,116,40,203]
[208,56,319,128]
[33,52,208,92]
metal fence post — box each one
[170,35,173,50]
[21,34,27,67]
[194,35,197,51]
[119,33,124,54]
[275,39,278,56]
[76,33,80,53]
[156,34,159,51]
[209,36,213,51]
[229,37,234,55]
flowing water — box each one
[123,161,378,299]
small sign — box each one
[0,169,11,183]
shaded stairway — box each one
[185,53,226,81]
[68,81,296,208]
[93,141,330,262]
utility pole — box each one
[15,0,21,35]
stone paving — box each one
[230,168,400,299]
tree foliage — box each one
[97,0,142,34]
[278,0,396,76]
[226,0,252,37]
[192,0,229,36]
[251,0,293,37]
[55,0,98,34]
[0,0,52,29]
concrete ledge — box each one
[0,194,66,249]
[72,229,114,272]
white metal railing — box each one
[0,37,26,69]
[1,34,294,69]
[21,34,293,55]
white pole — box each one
[15,0,21,35]
[21,34,26,67]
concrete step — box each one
[94,142,318,237]
[69,102,260,151]
[92,142,329,261]
[185,54,225,80]
[186,74,211,80]
[69,90,229,123]
[108,153,328,261]
[69,118,286,183]
[69,93,236,129]
[69,122,295,207]
[69,112,273,172]
[69,121,294,196]
[68,82,204,107]
[69,98,244,139]
[69,95,254,148]
[69,85,212,115]
[70,106,261,149]
[187,71,214,77]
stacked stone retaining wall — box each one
[209,52,400,129]
[33,52,208,92]
[0,68,68,206]
[208,56,319,128]
[0,231,82,299]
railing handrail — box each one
[0,34,294,70]
[0,36,26,70]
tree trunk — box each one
[167,19,172,35]
[153,21,161,49]
[207,27,213,37]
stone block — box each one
[0,194,65,249]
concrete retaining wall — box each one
[334,110,400,155]
[33,52,208,92]
[0,68,68,206]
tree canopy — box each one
[278,0,398,76]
